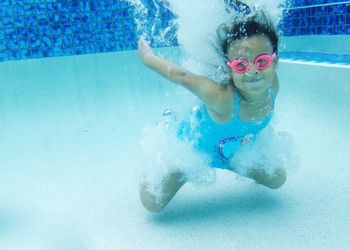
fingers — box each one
[138,37,150,48]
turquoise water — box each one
[0,48,350,249]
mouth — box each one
[245,77,263,84]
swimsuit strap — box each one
[233,88,275,120]
[233,90,240,120]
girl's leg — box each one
[228,166,286,189]
[139,171,187,212]
[246,167,286,189]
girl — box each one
[138,6,286,212]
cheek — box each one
[232,74,244,84]
[261,67,276,79]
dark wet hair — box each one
[216,9,279,57]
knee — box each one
[139,183,167,213]
[264,168,287,189]
[248,167,287,189]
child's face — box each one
[227,34,278,94]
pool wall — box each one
[0,0,349,62]
[281,0,350,54]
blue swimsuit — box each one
[177,90,275,169]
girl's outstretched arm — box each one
[138,38,228,112]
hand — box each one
[138,38,153,64]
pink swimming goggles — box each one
[227,53,276,74]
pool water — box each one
[0,47,350,249]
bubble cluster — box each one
[139,119,216,195]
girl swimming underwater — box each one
[138,3,287,212]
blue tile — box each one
[41,36,51,47]
[113,21,123,30]
[68,1,79,12]
[26,15,38,26]
[14,15,26,26]
[49,13,60,24]
[81,12,90,23]
[0,29,4,39]
[89,1,100,11]
[37,15,49,25]
[3,16,13,27]
[112,10,123,20]
[316,16,322,25]
[52,36,62,46]
[322,16,328,25]
[27,26,39,38]
[96,43,107,52]
[43,47,53,57]
[347,4,350,13]
[94,33,103,42]
[103,22,113,32]
[74,34,84,45]
[7,50,20,60]
[91,22,103,32]
[82,23,93,33]
[84,44,96,54]
[321,6,327,15]
[6,39,18,50]
[12,0,24,5]
[29,37,41,48]
[57,1,69,12]
[70,13,81,23]
[347,25,350,34]
[24,4,36,15]
[124,31,135,40]
[18,39,29,49]
[19,49,31,59]
[37,3,46,15]
[102,11,112,22]
[104,31,115,42]
[47,2,58,13]
[90,12,101,22]
[50,25,61,36]
[62,25,73,35]
[75,45,84,54]
[31,47,43,58]
[13,5,25,15]
[0,6,12,16]
[326,26,334,34]
[83,33,94,43]
[16,27,27,36]
[62,35,73,45]
[105,41,117,52]
[60,13,70,25]
[53,47,64,56]
[0,41,5,50]
[114,30,124,41]
[72,23,82,34]
[79,1,90,12]
[0,0,11,5]
[347,14,350,24]
[64,46,75,56]
[100,0,112,11]
[4,26,15,37]
[334,25,346,35]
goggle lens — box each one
[227,53,276,74]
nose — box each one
[245,63,259,76]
